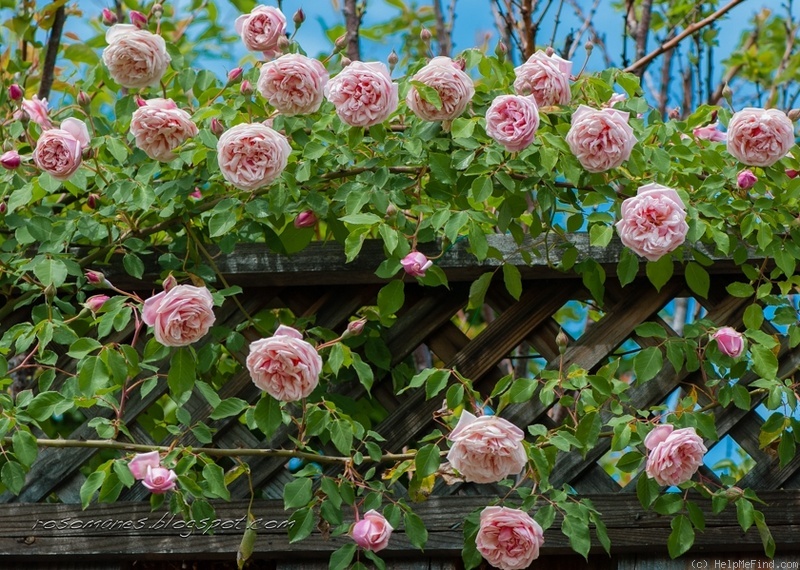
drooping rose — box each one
[485,94,540,152]
[406,56,475,122]
[128,451,160,479]
[325,61,399,128]
[235,5,287,59]
[216,122,291,191]
[142,284,216,347]
[351,510,393,552]
[446,411,527,484]
[727,108,795,167]
[513,50,572,107]
[711,327,745,358]
[401,251,433,277]
[566,104,636,172]
[21,95,53,129]
[257,53,329,116]
[142,466,178,494]
[102,24,170,88]
[615,183,689,262]
[246,325,323,402]
[644,424,707,486]
[737,169,758,190]
[33,118,91,180]
[693,122,726,142]
[476,506,544,570]
[130,98,198,162]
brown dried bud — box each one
[668,107,680,120]
[151,3,163,18]
[584,40,594,52]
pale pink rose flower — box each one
[246,325,323,402]
[446,411,527,484]
[605,92,627,107]
[615,183,689,262]
[711,327,745,358]
[737,169,757,190]
[128,451,160,479]
[216,122,291,191]
[142,284,216,347]
[325,61,399,128]
[476,506,544,570]
[406,56,475,122]
[485,94,540,152]
[142,466,177,494]
[513,50,572,107]
[257,53,329,116]
[130,98,198,162]
[644,424,707,486]
[33,118,90,180]
[351,510,393,552]
[727,107,795,167]
[401,251,433,277]
[693,122,726,142]
[235,5,287,58]
[102,24,170,88]
[21,95,53,129]
[566,104,636,172]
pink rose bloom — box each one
[325,61,399,128]
[727,108,795,167]
[476,507,544,570]
[693,122,726,142]
[615,183,689,262]
[485,94,540,152]
[33,118,91,180]
[235,5,287,58]
[406,56,475,122]
[566,104,636,172]
[737,169,757,190]
[128,451,160,479]
[102,24,170,88]
[513,50,572,107]
[644,424,707,486]
[130,98,198,162]
[217,122,291,191]
[142,284,216,347]
[142,465,178,494]
[401,251,433,277]
[351,510,393,552]
[246,325,323,402]
[711,327,745,358]
[21,95,53,129]
[446,411,527,484]
[257,54,328,116]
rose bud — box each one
[8,84,23,101]
[668,107,680,120]
[401,251,433,277]
[0,150,21,170]
[787,169,799,179]
[277,35,291,52]
[545,46,555,56]
[351,510,393,552]
[293,8,305,26]
[293,211,317,229]
[0,202,6,214]
[77,91,91,108]
[210,118,225,136]
[190,188,202,200]
[789,109,800,121]
[161,273,178,292]
[135,96,147,107]
[85,294,110,313]
[388,49,399,72]
[334,33,348,51]
[711,327,745,359]
[556,329,569,354]
[129,10,148,29]
[737,169,757,190]
[420,28,432,43]
[340,56,352,67]
[227,67,243,83]
[85,270,110,287]
[344,318,367,338]
[494,41,507,62]
[101,8,118,26]
[240,80,253,96]
[151,3,163,18]
[87,193,98,209]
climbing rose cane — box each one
[615,183,689,262]
[142,285,216,347]
[644,425,707,486]
[476,506,544,570]
[351,510,393,552]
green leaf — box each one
[80,470,106,508]
[589,224,613,248]
[634,347,663,383]
[254,395,282,437]
[635,322,667,338]
[425,369,450,400]
[562,515,590,560]
[468,272,493,310]
[754,510,776,558]
[287,507,315,543]
[168,347,196,396]
[637,473,659,507]
[284,477,313,509]
[209,398,249,420]
[507,378,537,403]
[751,345,778,379]
[201,463,230,500]
[410,80,442,110]
[106,137,129,163]
[502,264,522,300]
[653,493,684,515]
[12,430,37,468]
[67,337,103,359]
[685,262,709,298]
[743,303,764,330]
[377,280,405,316]
[77,355,110,397]
[209,210,237,237]
[329,543,357,570]
[340,213,382,225]
[726,282,754,298]
[415,444,441,478]
[330,419,353,455]
[122,253,144,279]
[646,255,674,291]
[33,258,67,287]
[404,511,428,550]
[617,248,639,287]
[1,461,25,495]
[667,514,694,558]
[616,451,644,472]
[27,391,70,421]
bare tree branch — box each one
[342,0,362,61]
[432,0,452,56]
[566,0,610,66]
[633,0,653,77]
[38,4,67,101]
[708,29,757,105]
[658,34,675,116]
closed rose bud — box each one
[0,150,21,170]
[340,56,352,67]
[711,327,745,358]
[85,270,109,287]
[210,118,225,136]
[190,187,202,199]
[77,91,91,108]
[152,3,163,17]
[385,203,398,217]
[556,329,569,354]
[787,169,799,179]
[277,35,291,51]
[401,251,433,277]
[388,49,399,72]
[227,67,243,83]
[129,10,148,29]
[454,57,466,71]
[737,169,757,190]
[668,107,680,120]
[789,109,800,121]
[135,96,147,107]
[545,46,555,56]
[101,8,117,26]
[87,193,98,209]
[420,28,432,42]
[344,318,367,337]
[293,8,305,25]
[44,283,57,303]
[8,84,23,101]
[0,202,6,214]
[335,33,348,51]
[494,41,507,61]
[293,211,317,228]
[162,273,177,291]
[85,294,110,312]
[240,80,253,95]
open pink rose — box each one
[615,183,689,262]
[217,122,291,191]
[325,61,399,128]
[401,251,433,277]
[566,104,636,172]
[33,118,90,180]
[102,24,170,88]
[130,98,198,162]
[476,506,544,570]
[406,56,474,122]
[693,122,726,142]
[21,95,53,129]
[257,53,328,116]
[235,5,287,59]
[485,94,540,152]
[513,50,572,108]
[128,451,160,479]
[446,411,527,484]
[246,325,322,402]
[711,327,745,358]
[142,284,216,347]
[351,510,393,552]
[142,466,178,494]
[644,424,706,486]
[727,108,795,167]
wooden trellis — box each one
[2,234,800,568]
